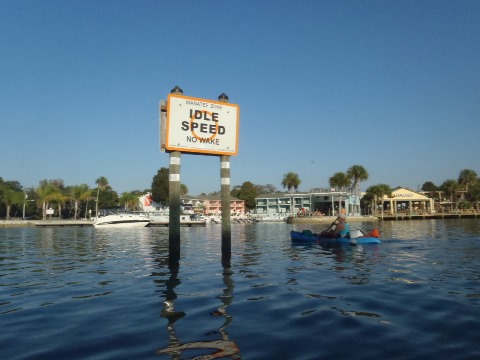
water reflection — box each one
[156,243,240,359]
[2,221,480,359]
[288,240,383,286]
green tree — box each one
[421,181,439,192]
[468,181,480,210]
[36,181,63,220]
[0,180,23,215]
[22,188,36,219]
[421,181,441,202]
[70,184,90,219]
[458,169,477,194]
[230,185,242,198]
[329,172,351,189]
[440,179,459,209]
[346,165,368,215]
[3,189,24,220]
[329,172,351,214]
[1,180,22,192]
[50,191,69,218]
[98,187,118,209]
[151,167,169,204]
[232,181,258,210]
[95,176,109,216]
[255,184,278,195]
[208,190,221,197]
[120,192,139,211]
[281,172,301,193]
[365,184,392,215]
[346,165,369,192]
[180,183,188,197]
[0,179,24,218]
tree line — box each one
[280,166,480,212]
[0,176,144,220]
[1,166,478,219]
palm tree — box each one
[365,184,392,215]
[282,172,301,216]
[70,184,90,219]
[329,172,351,190]
[52,192,69,219]
[468,181,480,211]
[36,182,62,220]
[440,179,460,211]
[281,172,301,193]
[347,165,368,192]
[346,165,369,215]
[95,176,109,217]
[120,192,139,211]
[458,169,477,195]
[180,184,188,197]
[83,192,95,219]
[3,189,24,220]
[329,172,351,214]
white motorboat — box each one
[148,212,207,227]
[94,210,150,228]
[251,213,287,222]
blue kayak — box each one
[290,230,381,245]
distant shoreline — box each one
[287,216,378,224]
[288,213,480,223]
[2,213,478,228]
[0,219,94,228]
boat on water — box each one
[252,213,287,222]
[205,212,256,224]
[94,210,150,228]
[148,212,207,227]
[290,229,381,245]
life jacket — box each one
[339,222,350,238]
[366,228,380,238]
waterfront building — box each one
[138,193,245,215]
[255,188,361,217]
[182,195,245,215]
[380,187,434,215]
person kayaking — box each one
[320,213,350,238]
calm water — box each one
[1,219,480,359]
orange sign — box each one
[163,94,240,156]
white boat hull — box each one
[148,213,207,227]
[94,221,149,228]
[252,214,287,222]
[94,213,150,228]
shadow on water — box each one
[155,239,241,359]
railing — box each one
[376,208,480,216]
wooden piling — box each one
[218,93,231,258]
[168,86,183,261]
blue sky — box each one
[1,0,479,196]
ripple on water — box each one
[1,222,480,359]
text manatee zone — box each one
[166,94,239,155]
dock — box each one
[378,213,480,221]
[287,216,378,224]
[148,221,207,227]
[1,219,208,228]
[0,220,94,228]
[2,213,478,228]
[287,212,480,224]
